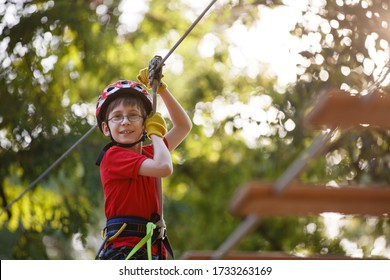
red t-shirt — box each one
[100,140,168,257]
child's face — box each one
[102,103,145,145]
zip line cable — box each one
[0,0,218,216]
[150,0,218,112]
[157,0,218,69]
[0,124,98,216]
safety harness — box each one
[96,214,175,260]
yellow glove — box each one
[145,112,167,138]
[137,67,167,94]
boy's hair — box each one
[104,94,148,121]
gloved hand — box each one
[137,67,167,94]
[145,112,167,138]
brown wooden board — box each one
[180,251,380,260]
[230,182,390,217]
[305,90,390,129]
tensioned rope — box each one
[0,0,218,217]
[1,125,97,215]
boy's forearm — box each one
[150,135,173,176]
[159,89,192,151]
[159,89,192,129]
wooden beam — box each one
[181,251,308,260]
[305,90,390,129]
[180,251,378,260]
[230,182,390,217]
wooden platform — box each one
[305,90,390,129]
[180,251,376,260]
[230,182,390,217]
[198,90,390,260]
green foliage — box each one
[1,0,390,260]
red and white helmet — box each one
[95,80,152,131]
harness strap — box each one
[105,222,147,238]
[107,223,127,242]
[162,236,175,259]
[125,222,156,260]
[98,215,175,260]
[95,142,114,166]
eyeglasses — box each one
[108,114,144,123]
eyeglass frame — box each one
[107,114,145,124]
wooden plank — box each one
[181,251,296,260]
[305,90,390,129]
[230,182,390,217]
[180,251,377,260]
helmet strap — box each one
[114,132,147,148]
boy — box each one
[95,68,192,260]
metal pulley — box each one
[148,55,163,86]
[148,55,164,113]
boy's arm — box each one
[138,114,173,177]
[137,67,192,151]
[138,136,172,177]
[159,88,192,151]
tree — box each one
[0,0,125,259]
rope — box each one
[0,124,97,216]
[125,222,156,260]
[156,0,218,69]
[106,222,128,242]
[148,0,218,254]
[0,0,218,216]
[95,222,127,259]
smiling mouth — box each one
[120,130,133,134]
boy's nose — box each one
[121,116,131,124]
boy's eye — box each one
[111,114,123,122]
[108,114,143,123]
[128,114,140,120]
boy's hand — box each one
[137,67,167,94]
[145,112,167,138]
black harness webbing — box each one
[101,215,175,260]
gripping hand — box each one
[145,112,167,138]
[137,67,167,94]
